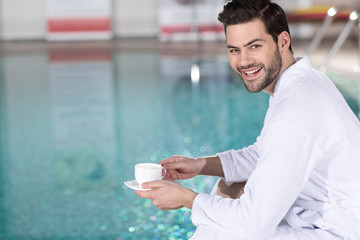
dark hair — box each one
[218,0,293,53]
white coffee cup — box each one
[135,163,165,185]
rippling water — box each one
[0,49,358,239]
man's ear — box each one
[278,31,291,53]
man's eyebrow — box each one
[227,39,265,49]
[227,45,238,49]
[244,38,265,47]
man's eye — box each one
[250,45,261,49]
[229,49,239,54]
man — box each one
[135,0,360,239]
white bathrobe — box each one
[190,57,360,240]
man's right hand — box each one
[159,155,224,180]
[159,156,205,181]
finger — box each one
[163,171,174,180]
[161,168,180,180]
[163,173,174,181]
[134,190,152,199]
[141,180,167,189]
[168,169,182,180]
[159,155,182,165]
[162,160,186,171]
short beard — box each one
[238,46,282,93]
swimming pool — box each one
[0,45,359,240]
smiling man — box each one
[226,19,291,95]
[135,1,360,239]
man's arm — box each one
[198,155,224,177]
[191,120,320,239]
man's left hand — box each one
[135,180,197,210]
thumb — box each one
[141,180,166,189]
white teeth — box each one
[244,67,261,75]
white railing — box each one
[319,10,359,72]
[304,7,359,73]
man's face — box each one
[226,19,283,93]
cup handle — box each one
[161,166,167,179]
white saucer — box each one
[124,180,151,191]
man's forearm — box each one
[198,155,224,177]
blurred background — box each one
[0,0,358,40]
[0,0,359,240]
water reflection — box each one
[49,50,116,192]
[2,47,359,239]
[2,47,334,239]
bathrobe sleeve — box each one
[216,141,259,182]
[192,120,322,240]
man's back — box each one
[268,56,360,239]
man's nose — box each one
[238,52,254,69]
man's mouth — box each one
[243,67,262,77]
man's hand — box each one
[160,155,224,180]
[135,180,197,210]
[159,156,205,180]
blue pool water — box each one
[0,47,358,239]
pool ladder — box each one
[304,7,360,73]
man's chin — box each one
[243,82,263,93]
